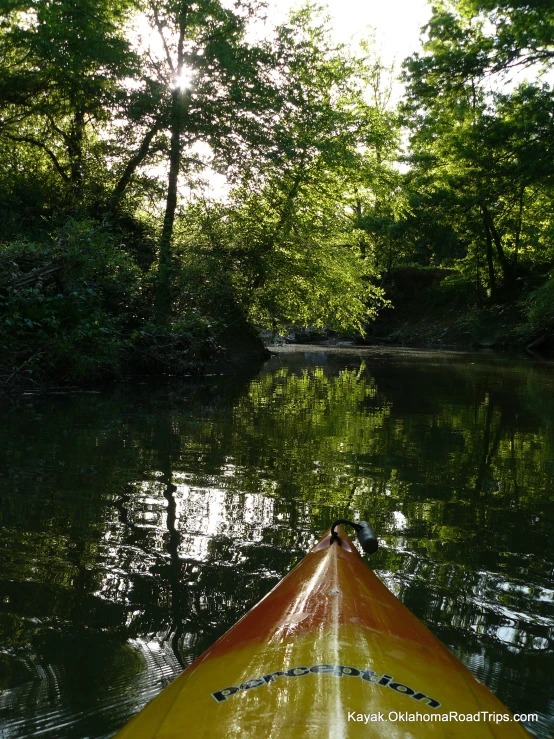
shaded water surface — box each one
[1,347,553,738]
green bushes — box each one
[431,273,478,307]
[0,217,227,387]
[1,220,137,380]
[126,316,222,375]
[525,272,554,332]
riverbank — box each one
[4,261,553,401]
[0,319,270,401]
[361,270,554,357]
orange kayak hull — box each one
[114,528,530,738]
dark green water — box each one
[1,347,553,738]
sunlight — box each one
[265,0,432,65]
[172,66,194,90]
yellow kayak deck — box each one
[114,527,530,738]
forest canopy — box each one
[1,0,553,386]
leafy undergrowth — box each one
[0,220,225,394]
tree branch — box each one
[4,133,70,182]
[108,122,162,208]
[150,1,176,74]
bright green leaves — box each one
[457,0,554,73]
[1,0,398,363]
[401,0,554,301]
[0,0,140,203]
[197,8,394,333]
[153,4,395,333]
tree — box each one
[458,0,554,74]
[402,1,554,300]
[0,0,139,206]
[346,50,408,274]
[173,6,395,333]
[117,0,271,316]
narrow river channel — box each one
[1,347,553,738]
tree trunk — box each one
[156,89,185,316]
[354,197,367,259]
[68,109,85,199]
[474,243,483,307]
[513,186,525,265]
[481,207,497,301]
[154,2,189,317]
[482,204,515,293]
[274,151,307,241]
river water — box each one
[1,346,553,738]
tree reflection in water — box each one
[0,349,553,737]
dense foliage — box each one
[1,0,554,387]
[0,0,396,385]
[399,0,554,319]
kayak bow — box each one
[114,523,530,738]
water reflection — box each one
[0,349,553,737]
